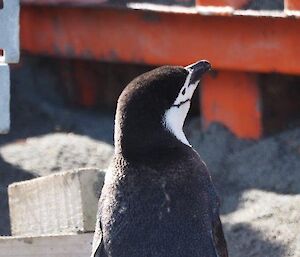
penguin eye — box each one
[182,88,186,95]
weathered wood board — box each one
[0,233,93,257]
[8,168,105,236]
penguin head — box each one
[115,60,211,159]
[163,60,211,146]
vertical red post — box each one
[59,60,98,107]
[196,0,251,9]
[284,0,300,11]
[72,61,98,107]
[201,71,262,139]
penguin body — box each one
[92,61,228,257]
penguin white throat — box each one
[163,71,199,146]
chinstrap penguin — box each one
[91,60,228,257]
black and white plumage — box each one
[91,60,228,257]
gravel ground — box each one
[0,57,299,257]
[0,133,113,177]
[186,121,300,257]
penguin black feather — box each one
[115,66,188,163]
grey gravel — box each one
[185,119,300,257]
[226,128,300,195]
[0,133,114,177]
[223,190,300,257]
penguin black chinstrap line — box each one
[91,60,229,257]
[171,99,191,108]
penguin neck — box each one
[163,101,191,147]
[114,112,186,161]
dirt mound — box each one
[0,133,113,177]
[186,120,300,257]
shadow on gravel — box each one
[186,121,300,215]
[215,129,300,215]
[0,58,116,147]
[224,222,287,257]
[0,156,36,235]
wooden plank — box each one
[20,6,300,75]
[0,233,93,257]
[8,168,105,236]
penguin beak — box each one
[185,60,211,85]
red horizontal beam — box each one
[21,6,300,75]
[196,0,251,8]
[21,0,109,6]
[20,0,194,7]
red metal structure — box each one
[285,0,300,11]
[19,0,300,139]
[196,0,250,8]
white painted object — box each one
[0,0,20,63]
[0,0,20,133]
[0,63,10,133]
[8,168,105,236]
[0,233,93,257]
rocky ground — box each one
[0,56,299,257]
